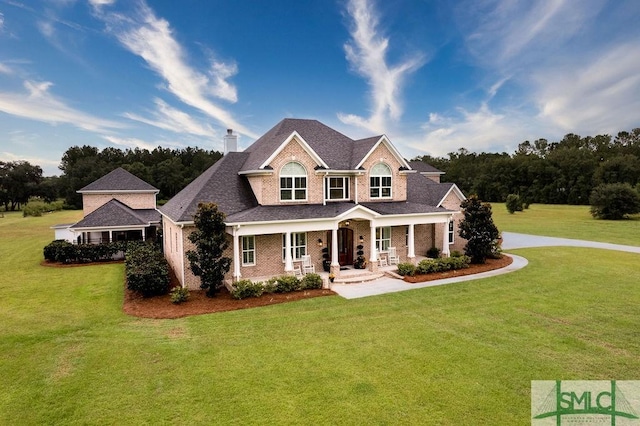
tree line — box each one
[414,128,640,204]
[1,146,222,211]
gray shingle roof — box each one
[362,201,451,215]
[160,152,257,223]
[71,199,160,229]
[79,167,158,192]
[408,160,443,174]
[241,118,384,171]
[406,172,457,207]
[226,202,356,223]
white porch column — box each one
[369,222,377,264]
[233,229,241,280]
[109,230,113,243]
[331,228,339,267]
[284,231,293,272]
[442,218,451,257]
[407,223,415,261]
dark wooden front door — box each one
[333,228,353,266]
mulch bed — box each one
[43,255,513,319]
[402,255,513,283]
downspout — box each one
[179,223,186,288]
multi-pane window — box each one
[375,227,391,252]
[242,235,255,266]
[280,162,307,201]
[326,176,349,200]
[370,163,392,199]
[448,221,454,244]
[282,232,307,261]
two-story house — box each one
[53,167,161,244]
[161,118,466,289]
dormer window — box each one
[370,163,392,199]
[280,162,307,201]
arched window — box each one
[370,163,392,199]
[280,162,307,201]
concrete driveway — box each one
[331,232,640,299]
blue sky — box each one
[1,0,639,176]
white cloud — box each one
[534,43,640,134]
[124,98,216,137]
[339,0,425,134]
[0,150,61,172]
[0,80,125,132]
[93,1,256,138]
[101,135,157,151]
[0,63,13,74]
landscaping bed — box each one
[403,255,512,283]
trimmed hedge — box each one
[231,279,265,300]
[43,240,136,264]
[396,256,471,276]
[125,243,170,297]
[231,273,324,300]
[300,273,323,290]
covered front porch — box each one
[227,203,456,282]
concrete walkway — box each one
[331,232,640,299]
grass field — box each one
[1,208,639,424]
[492,203,640,246]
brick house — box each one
[54,167,161,244]
[160,118,466,289]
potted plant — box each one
[329,272,335,283]
[353,244,366,269]
[322,247,331,272]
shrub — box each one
[263,279,278,294]
[450,250,463,258]
[397,262,416,276]
[589,183,640,220]
[272,275,301,293]
[231,279,264,300]
[416,256,470,274]
[505,194,523,214]
[300,273,323,290]
[125,243,170,297]
[43,240,75,262]
[426,247,441,259]
[170,286,190,304]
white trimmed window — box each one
[375,227,391,252]
[242,236,255,266]
[370,163,392,199]
[282,232,307,261]
[280,162,307,201]
[448,221,455,244]
[326,176,350,201]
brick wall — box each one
[83,192,156,216]
[357,143,407,202]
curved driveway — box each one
[331,232,640,299]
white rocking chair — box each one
[293,264,304,278]
[388,247,400,265]
[301,255,315,274]
[376,250,388,267]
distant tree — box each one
[589,183,640,220]
[593,154,640,186]
[458,195,500,264]
[0,161,43,211]
[505,194,523,214]
[186,202,231,297]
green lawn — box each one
[1,210,639,424]
[492,203,640,245]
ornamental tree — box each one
[458,195,500,264]
[186,202,231,297]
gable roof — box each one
[70,199,160,229]
[160,152,258,223]
[241,118,409,172]
[406,172,465,207]
[78,167,158,193]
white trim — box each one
[325,176,350,201]
[259,131,329,170]
[77,189,159,194]
[355,135,411,170]
[241,235,256,266]
[238,169,274,176]
[437,184,466,207]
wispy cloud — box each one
[0,79,125,132]
[338,0,425,134]
[0,150,61,171]
[101,135,158,151]
[92,0,256,138]
[124,98,217,137]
